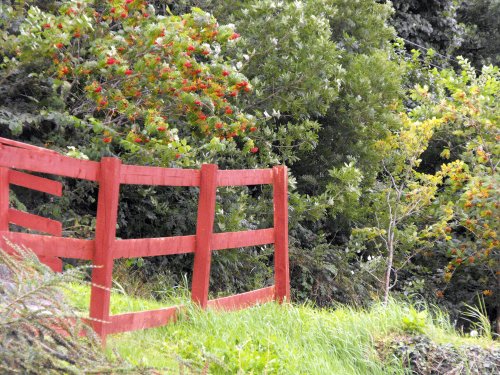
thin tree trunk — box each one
[496,272,500,335]
[383,228,395,305]
[497,303,499,335]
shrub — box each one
[0,243,145,374]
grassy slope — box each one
[64,285,498,374]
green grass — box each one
[64,282,171,315]
[64,284,499,374]
[109,302,406,374]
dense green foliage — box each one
[0,0,499,340]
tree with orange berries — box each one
[0,0,344,299]
[1,1,260,164]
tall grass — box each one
[61,281,499,374]
[3,246,498,374]
[100,296,499,374]
[101,301,426,373]
[462,296,494,340]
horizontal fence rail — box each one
[120,164,200,186]
[0,137,290,344]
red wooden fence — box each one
[0,137,289,343]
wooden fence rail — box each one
[0,137,289,344]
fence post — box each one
[273,165,290,302]
[89,157,121,344]
[191,164,218,308]
[0,167,9,231]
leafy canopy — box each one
[1,0,259,164]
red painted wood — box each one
[114,235,196,258]
[211,228,274,251]
[8,208,62,236]
[0,144,100,181]
[0,137,58,153]
[0,167,9,231]
[38,255,63,272]
[216,169,273,187]
[120,164,200,186]
[9,170,62,196]
[89,157,121,343]
[107,306,179,334]
[0,139,289,338]
[191,164,218,308]
[273,166,290,302]
[0,231,94,259]
[207,286,275,310]
[113,229,275,259]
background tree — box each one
[412,61,499,333]
[0,0,272,295]
[388,0,500,69]
[389,0,465,59]
[0,0,344,299]
[456,0,500,68]
[349,111,449,304]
